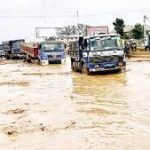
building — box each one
[86,25,109,36]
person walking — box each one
[124,42,130,58]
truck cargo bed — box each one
[21,43,39,58]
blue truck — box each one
[70,34,126,74]
[21,40,66,65]
[38,40,66,65]
[2,39,25,59]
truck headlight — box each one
[118,62,123,66]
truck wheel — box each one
[72,61,77,72]
[27,55,32,63]
[23,55,27,62]
[6,54,10,59]
[58,60,61,64]
[71,61,74,70]
[81,63,90,75]
[10,54,14,59]
[38,59,41,65]
[79,62,83,73]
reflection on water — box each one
[0,58,150,150]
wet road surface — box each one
[0,57,150,150]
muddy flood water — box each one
[0,57,150,150]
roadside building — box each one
[86,25,109,36]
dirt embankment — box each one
[130,49,150,58]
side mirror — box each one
[38,44,41,49]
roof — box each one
[41,40,64,44]
[2,39,25,44]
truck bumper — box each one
[89,66,125,72]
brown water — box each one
[0,57,150,150]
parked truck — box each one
[2,39,25,59]
[145,33,150,50]
[70,34,126,74]
[21,40,65,65]
[0,44,5,57]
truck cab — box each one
[38,41,65,65]
[70,34,126,74]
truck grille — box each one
[48,55,61,59]
[89,56,121,63]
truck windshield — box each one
[42,43,64,51]
[12,41,23,49]
[90,37,123,51]
[0,45,3,50]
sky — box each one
[0,0,150,42]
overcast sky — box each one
[0,0,150,42]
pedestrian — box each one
[124,42,130,58]
[131,42,137,51]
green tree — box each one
[131,24,144,39]
[57,24,86,36]
[113,18,125,37]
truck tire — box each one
[71,61,74,70]
[26,55,32,63]
[38,59,41,65]
[23,55,27,62]
[58,60,61,64]
[6,53,10,59]
[78,62,83,73]
[10,54,14,59]
[81,63,90,75]
[72,61,77,72]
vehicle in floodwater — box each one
[145,33,150,50]
[21,40,65,65]
[21,42,39,63]
[0,44,5,57]
[70,34,126,74]
[2,39,25,59]
[38,40,66,65]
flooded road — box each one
[0,57,150,150]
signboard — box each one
[86,26,109,36]
[35,27,62,38]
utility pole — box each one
[144,15,146,41]
[143,15,149,40]
[76,11,79,35]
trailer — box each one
[21,43,39,63]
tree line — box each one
[113,18,144,39]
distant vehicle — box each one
[145,34,150,50]
[21,40,66,65]
[38,40,65,64]
[70,34,126,74]
[0,44,5,57]
[2,39,25,59]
